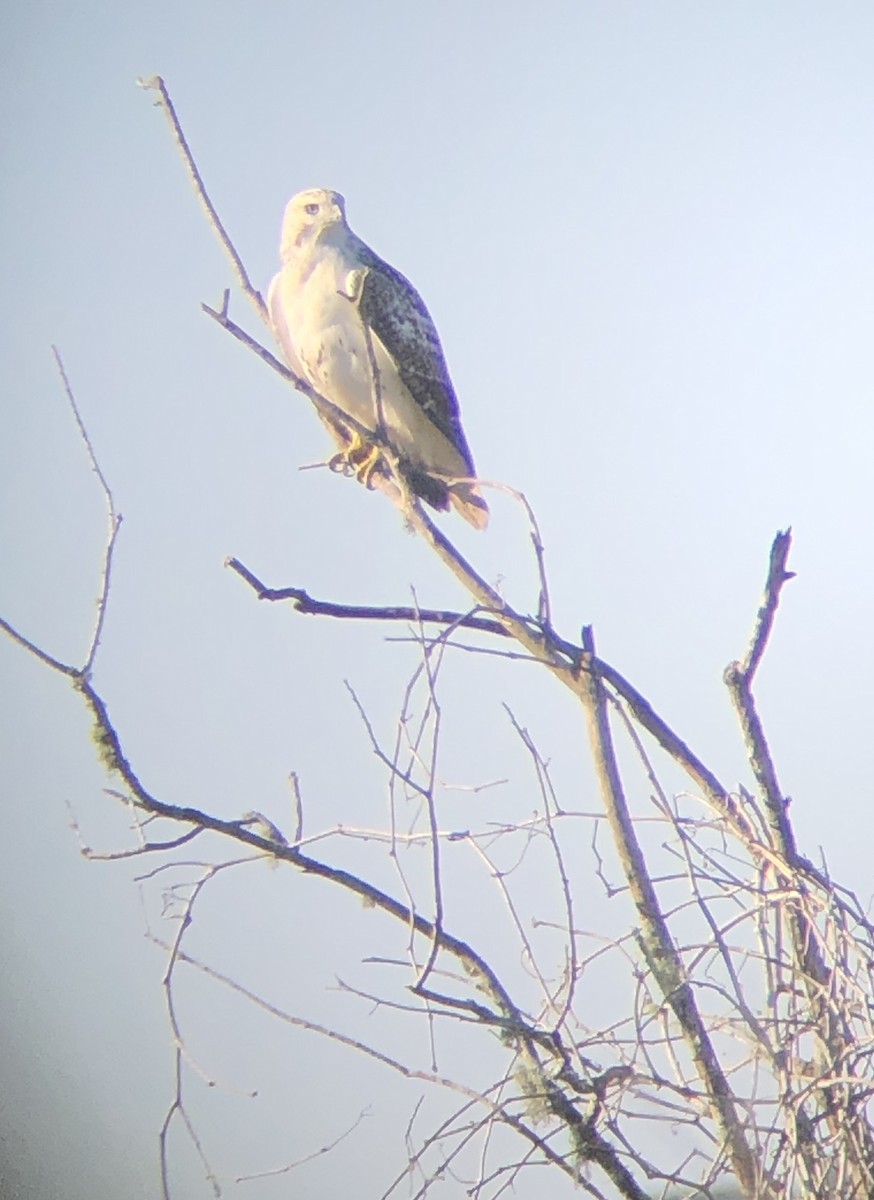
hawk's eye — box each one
[304,203,320,216]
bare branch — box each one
[51,347,122,674]
[578,625,762,1199]
[235,1109,370,1182]
[226,556,510,636]
[0,614,79,676]
[201,297,292,378]
[735,528,795,685]
[137,76,266,320]
[724,531,798,861]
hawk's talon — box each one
[352,443,384,489]
[328,432,383,486]
[328,452,355,477]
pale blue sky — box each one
[3,3,874,1197]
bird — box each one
[267,188,489,530]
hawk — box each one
[267,188,489,529]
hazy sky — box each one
[3,3,874,1197]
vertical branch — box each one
[724,529,798,858]
[491,484,553,629]
[578,624,762,1200]
[725,531,874,1189]
[413,627,447,989]
[502,708,579,1029]
[51,347,122,675]
[390,610,449,990]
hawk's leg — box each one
[328,429,384,489]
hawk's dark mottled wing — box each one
[356,249,477,476]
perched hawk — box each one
[267,188,489,529]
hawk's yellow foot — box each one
[350,442,384,489]
[328,430,383,489]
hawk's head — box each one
[279,188,347,261]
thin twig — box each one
[138,76,266,320]
[201,298,292,379]
[503,707,579,1031]
[0,615,78,675]
[235,1109,370,1182]
[51,347,121,673]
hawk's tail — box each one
[449,483,489,531]
[407,468,489,530]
